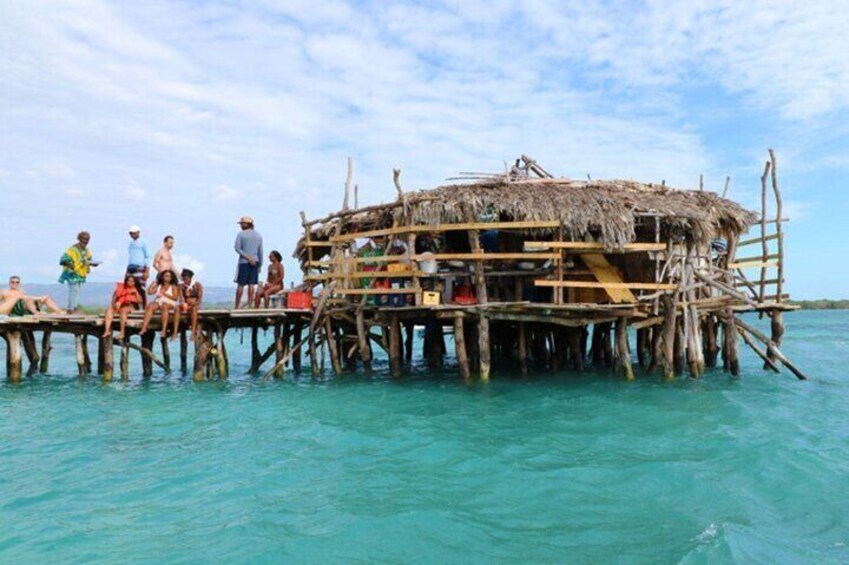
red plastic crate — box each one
[287,291,313,310]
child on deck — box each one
[101,274,142,340]
[254,250,284,308]
[179,269,203,340]
[139,270,180,339]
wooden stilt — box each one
[75,334,86,377]
[81,335,92,374]
[180,329,188,374]
[478,315,491,381]
[5,331,23,382]
[120,341,130,381]
[141,333,154,377]
[454,316,471,380]
[767,311,784,370]
[518,321,528,375]
[216,329,229,379]
[274,323,285,378]
[96,336,105,375]
[591,323,604,366]
[102,335,114,382]
[601,323,614,368]
[722,311,740,377]
[325,317,343,376]
[250,326,261,373]
[160,337,171,372]
[659,294,677,380]
[292,322,303,373]
[569,327,584,372]
[615,319,634,380]
[735,316,807,380]
[39,330,52,374]
[704,314,719,368]
[404,321,414,363]
[389,314,402,378]
[22,331,39,377]
[356,309,371,372]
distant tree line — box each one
[788,299,849,310]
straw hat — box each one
[237,216,254,224]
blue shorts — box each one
[236,263,259,285]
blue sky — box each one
[1,0,846,298]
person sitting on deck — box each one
[139,270,180,339]
[0,276,63,317]
[178,268,203,340]
[254,251,284,308]
[102,274,143,340]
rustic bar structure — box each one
[1,151,805,382]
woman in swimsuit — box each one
[139,270,180,339]
[254,250,285,308]
[102,274,142,340]
[179,268,204,340]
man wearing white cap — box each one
[234,216,263,308]
[126,225,151,307]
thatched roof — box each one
[295,175,757,261]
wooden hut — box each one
[295,153,803,381]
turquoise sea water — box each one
[1,310,847,563]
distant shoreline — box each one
[788,300,849,310]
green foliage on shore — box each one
[788,299,849,310]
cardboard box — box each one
[422,291,441,305]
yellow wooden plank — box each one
[732,253,780,264]
[327,271,423,279]
[525,242,666,252]
[728,260,779,269]
[535,281,677,290]
[330,252,560,265]
[328,221,560,243]
[579,253,638,303]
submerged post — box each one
[5,331,23,382]
[74,334,86,378]
[39,330,52,374]
[454,315,471,380]
[389,314,402,378]
[615,319,634,381]
[102,335,114,382]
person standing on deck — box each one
[126,225,151,308]
[153,235,176,277]
[234,216,263,309]
[58,231,98,312]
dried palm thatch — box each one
[295,176,757,262]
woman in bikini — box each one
[254,250,285,308]
[139,270,180,339]
[101,274,142,340]
[179,268,203,340]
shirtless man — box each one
[0,276,63,316]
[153,235,175,276]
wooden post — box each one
[601,323,613,368]
[96,336,105,375]
[769,149,784,304]
[22,331,39,377]
[81,335,92,374]
[673,318,685,376]
[216,329,229,379]
[767,311,784,369]
[703,314,719,368]
[454,316,471,380]
[39,330,52,374]
[160,337,171,372]
[467,218,490,380]
[274,323,285,378]
[591,323,604,367]
[102,335,114,382]
[758,160,771,303]
[250,326,261,373]
[180,329,188,374]
[518,321,528,375]
[5,331,23,382]
[615,319,634,380]
[74,334,86,377]
[141,333,154,377]
[292,321,303,373]
[325,317,343,376]
[389,314,402,378]
[120,341,130,381]
[404,322,414,363]
[722,311,740,377]
[659,294,677,380]
[569,327,584,372]
[636,328,649,368]
[355,309,371,372]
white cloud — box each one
[125,185,146,200]
[172,253,205,277]
[211,184,238,203]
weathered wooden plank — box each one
[525,242,666,252]
[534,280,677,291]
[328,220,560,243]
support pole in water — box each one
[102,335,114,382]
[40,330,52,374]
[5,330,23,382]
[518,321,528,375]
[454,315,470,380]
[22,331,39,377]
[179,329,188,375]
[615,319,634,381]
[389,314,402,378]
[120,341,130,381]
[160,337,171,373]
[75,334,86,378]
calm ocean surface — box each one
[1,310,847,563]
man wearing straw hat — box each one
[126,225,151,308]
[234,216,263,309]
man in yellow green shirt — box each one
[59,231,98,312]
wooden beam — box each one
[524,242,666,252]
[732,253,780,264]
[728,260,779,269]
[334,288,418,296]
[328,220,560,243]
[738,233,782,246]
[331,252,560,265]
[535,280,677,290]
